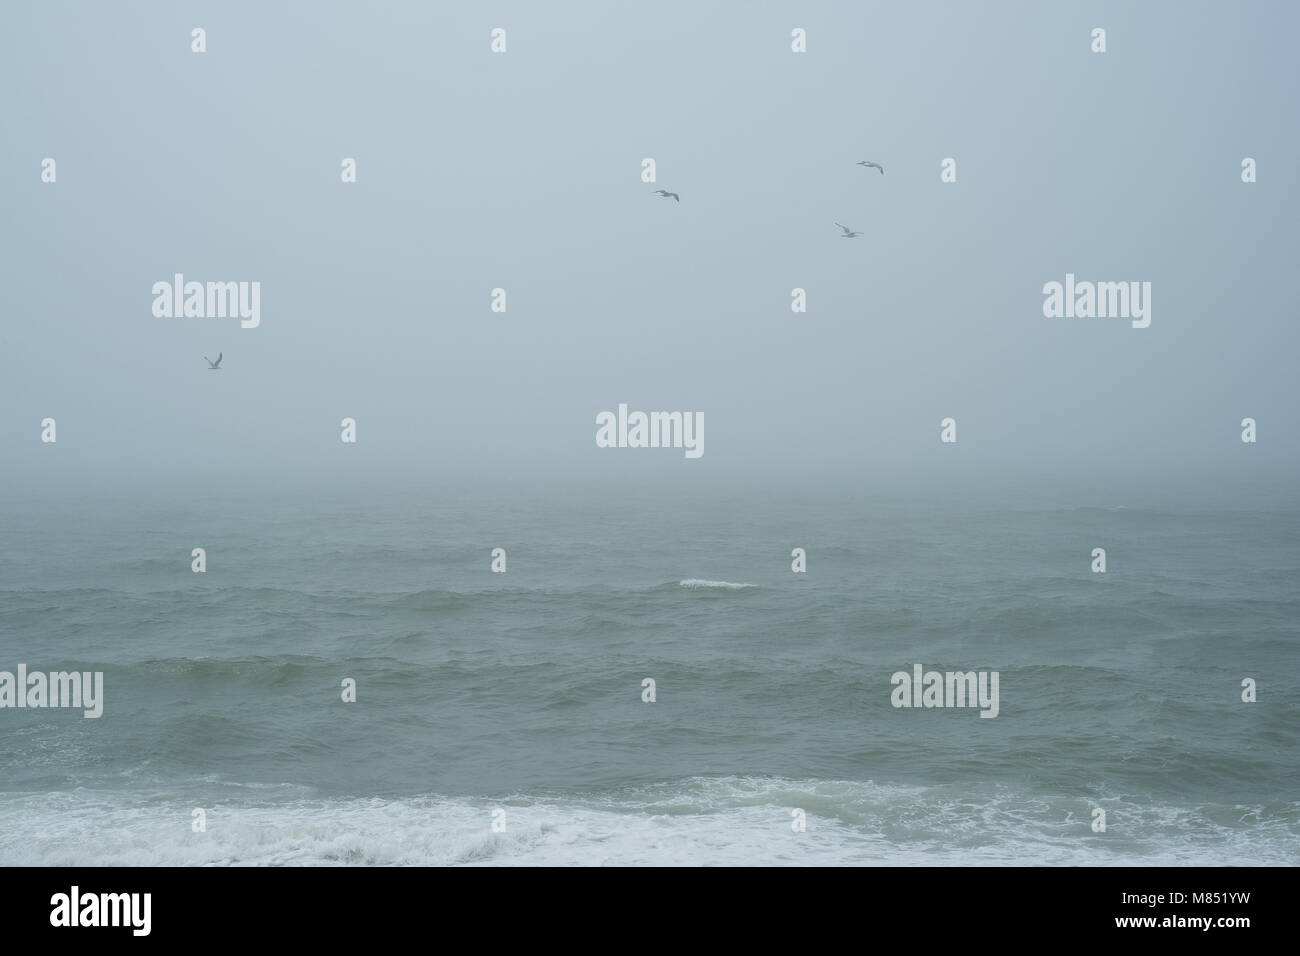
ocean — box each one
[1,484,1296,865]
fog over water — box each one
[1,1,1297,868]
[2,1,1297,505]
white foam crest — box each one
[678,579,757,590]
[0,778,1294,867]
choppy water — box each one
[1,487,1297,865]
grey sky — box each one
[2,1,1297,503]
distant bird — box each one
[857,161,884,174]
[835,222,862,238]
[652,190,680,202]
[205,353,222,370]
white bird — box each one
[652,190,680,202]
[205,353,222,370]
[857,161,884,174]
[835,223,862,238]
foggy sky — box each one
[3,1,1297,504]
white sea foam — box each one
[678,579,757,590]
[1,777,1294,867]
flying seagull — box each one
[205,353,222,370]
[652,190,680,202]
[835,222,862,238]
[856,161,884,174]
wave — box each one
[678,579,758,590]
[1,775,1294,866]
